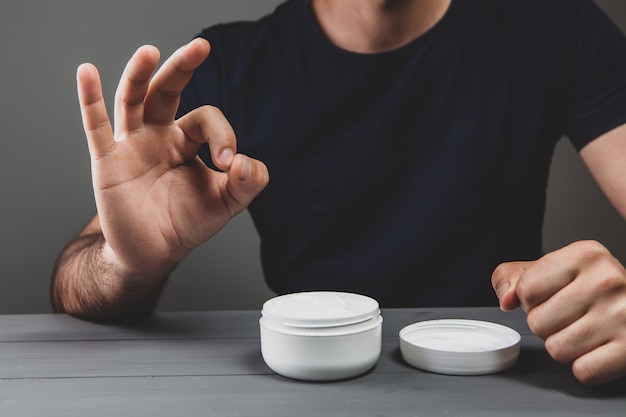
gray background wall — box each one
[1,0,625,314]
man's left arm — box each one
[493,123,626,385]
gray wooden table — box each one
[1,308,624,416]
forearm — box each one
[51,233,172,323]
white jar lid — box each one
[399,319,521,375]
[261,292,380,328]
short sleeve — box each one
[564,0,626,150]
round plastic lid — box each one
[261,292,380,328]
[399,319,521,375]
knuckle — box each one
[543,335,570,364]
[490,264,506,286]
[526,309,547,338]
[259,165,270,188]
[597,272,626,294]
[491,262,523,286]
[572,360,602,386]
[571,240,608,262]
[515,276,537,306]
[492,262,512,278]
[199,104,223,118]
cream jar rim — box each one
[261,291,380,328]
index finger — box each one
[491,261,527,311]
[143,38,211,126]
[176,105,237,171]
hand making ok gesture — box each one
[77,38,269,277]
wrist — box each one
[95,241,173,310]
[100,240,178,278]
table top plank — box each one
[2,373,623,417]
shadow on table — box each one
[106,311,260,339]
[389,344,625,399]
[499,345,625,399]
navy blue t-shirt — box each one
[178,0,626,307]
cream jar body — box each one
[259,292,383,381]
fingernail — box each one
[239,157,251,181]
[219,148,234,167]
[496,281,510,300]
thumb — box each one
[491,261,528,311]
[225,153,269,213]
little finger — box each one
[77,63,114,159]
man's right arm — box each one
[51,214,173,322]
[51,39,269,323]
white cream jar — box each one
[259,291,383,381]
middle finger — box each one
[114,45,161,135]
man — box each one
[52,0,626,385]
